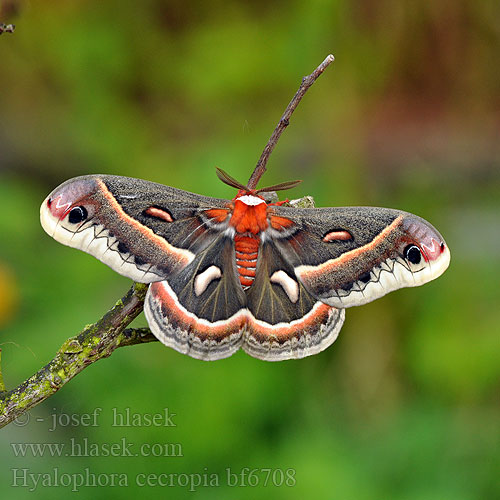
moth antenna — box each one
[215,168,248,191]
[257,179,303,193]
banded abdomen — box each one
[234,234,259,288]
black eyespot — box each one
[404,244,422,264]
[134,255,146,266]
[68,206,88,224]
[359,272,371,283]
[117,242,129,254]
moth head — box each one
[40,176,99,244]
[396,214,450,285]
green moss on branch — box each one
[0,282,155,428]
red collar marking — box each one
[230,191,269,235]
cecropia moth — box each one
[40,168,450,361]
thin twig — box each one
[0,55,326,427]
[246,54,335,190]
[0,283,156,428]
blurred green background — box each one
[0,0,499,498]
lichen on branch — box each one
[0,283,156,428]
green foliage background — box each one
[0,1,499,498]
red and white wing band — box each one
[145,280,345,361]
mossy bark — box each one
[0,282,156,428]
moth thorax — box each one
[230,194,269,236]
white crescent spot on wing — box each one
[194,266,222,296]
[270,270,299,303]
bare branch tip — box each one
[319,54,335,71]
[247,54,337,190]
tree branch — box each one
[0,283,157,428]
[0,350,6,392]
[0,60,328,430]
[246,54,335,190]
